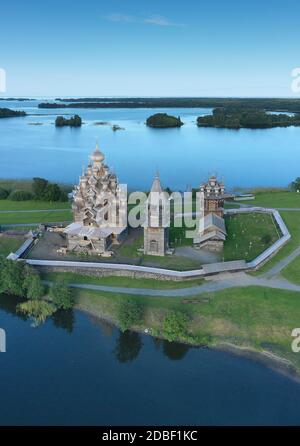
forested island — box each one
[0,98,33,101]
[197,108,300,129]
[146,113,183,128]
[55,115,82,127]
[39,97,300,113]
[0,108,26,118]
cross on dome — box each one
[91,141,105,163]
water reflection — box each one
[163,340,189,360]
[86,313,115,338]
[2,294,300,425]
[153,337,190,360]
[0,294,27,320]
[52,309,74,334]
[114,331,143,363]
[0,294,75,334]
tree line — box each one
[197,107,300,129]
[38,98,300,113]
[0,258,74,325]
[0,108,26,118]
[0,177,68,202]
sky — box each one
[1,0,300,97]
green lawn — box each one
[0,210,72,225]
[255,211,300,274]
[242,191,300,208]
[74,285,300,374]
[224,212,280,262]
[0,235,24,256]
[0,179,36,192]
[42,271,204,289]
[224,202,241,209]
[0,179,72,194]
[117,234,143,257]
[141,254,200,270]
[0,200,71,211]
[281,255,300,284]
[116,230,199,270]
[169,223,194,247]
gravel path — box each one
[42,244,300,297]
[262,246,300,278]
[61,273,300,296]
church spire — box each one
[150,170,162,193]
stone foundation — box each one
[36,265,201,281]
[195,240,224,252]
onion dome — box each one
[91,142,105,163]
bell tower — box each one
[143,173,169,256]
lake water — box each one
[1,99,300,191]
[1,294,300,426]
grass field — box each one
[242,191,300,208]
[169,223,194,247]
[0,179,36,192]
[115,229,199,270]
[0,179,72,194]
[74,285,300,374]
[224,212,280,262]
[255,211,300,274]
[0,210,72,225]
[0,200,71,211]
[42,271,204,289]
[282,255,300,284]
[141,254,200,270]
[0,235,24,256]
[117,234,143,257]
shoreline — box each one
[76,302,300,384]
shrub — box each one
[42,183,67,202]
[0,258,26,296]
[163,311,189,342]
[117,298,143,332]
[17,300,56,325]
[49,280,74,310]
[32,177,48,200]
[23,266,44,300]
[290,177,300,192]
[9,189,34,201]
[0,187,9,199]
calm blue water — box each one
[1,99,300,190]
[1,294,300,426]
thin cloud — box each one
[143,15,183,27]
[103,13,184,27]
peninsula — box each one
[197,107,300,129]
[0,108,26,118]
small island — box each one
[0,108,26,118]
[55,115,82,127]
[197,107,300,129]
[146,113,183,128]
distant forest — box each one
[197,108,300,129]
[0,108,26,118]
[38,97,300,112]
